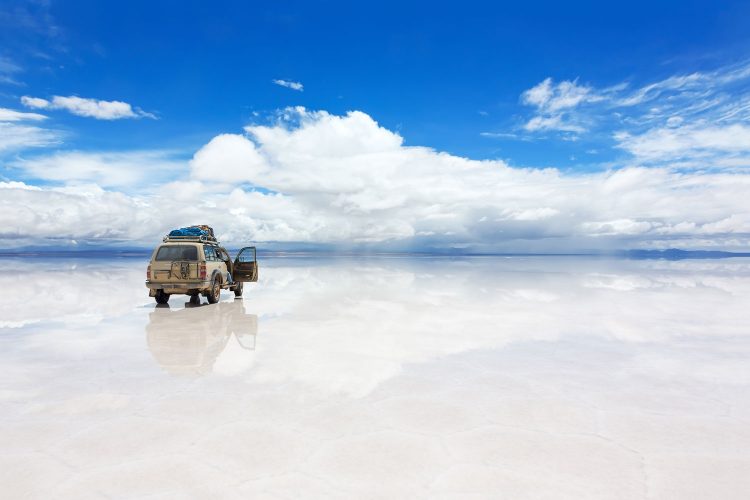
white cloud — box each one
[190,134,268,184]
[519,60,750,146]
[0,182,159,243]
[4,108,748,251]
[0,107,47,121]
[0,122,60,152]
[610,63,750,166]
[524,115,584,133]
[10,150,186,188]
[19,96,49,108]
[21,95,155,120]
[581,219,654,236]
[616,73,705,107]
[0,106,58,153]
[522,77,554,107]
[505,207,560,221]
[615,123,750,162]
[522,77,597,113]
[479,132,519,139]
[520,77,600,132]
[272,79,304,91]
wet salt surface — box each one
[1,256,749,499]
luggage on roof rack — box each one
[164,225,218,243]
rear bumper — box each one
[146,280,211,292]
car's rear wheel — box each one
[154,290,169,304]
[207,277,220,304]
[234,281,243,297]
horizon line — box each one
[1,248,750,260]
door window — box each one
[236,247,256,262]
[203,245,217,261]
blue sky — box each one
[1,0,750,251]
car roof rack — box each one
[163,234,219,244]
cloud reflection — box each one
[3,257,749,397]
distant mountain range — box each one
[616,249,750,260]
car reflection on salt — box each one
[146,300,258,376]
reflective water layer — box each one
[1,256,749,499]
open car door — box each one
[233,247,258,282]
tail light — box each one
[146,265,151,280]
[199,262,207,280]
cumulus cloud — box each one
[0,182,159,243]
[272,79,304,91]
[21,95,156,120]
[3,108,749,251]
[190,134,268,184]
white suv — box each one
[146,234,258,305]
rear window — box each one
[155,245,198,261]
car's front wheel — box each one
[154,290,169,304]
[207,277,221,304]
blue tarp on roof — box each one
[169,227,209,237]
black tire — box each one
[154,290,169,304]
[234,281,243,297]
[207,277,220,304]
